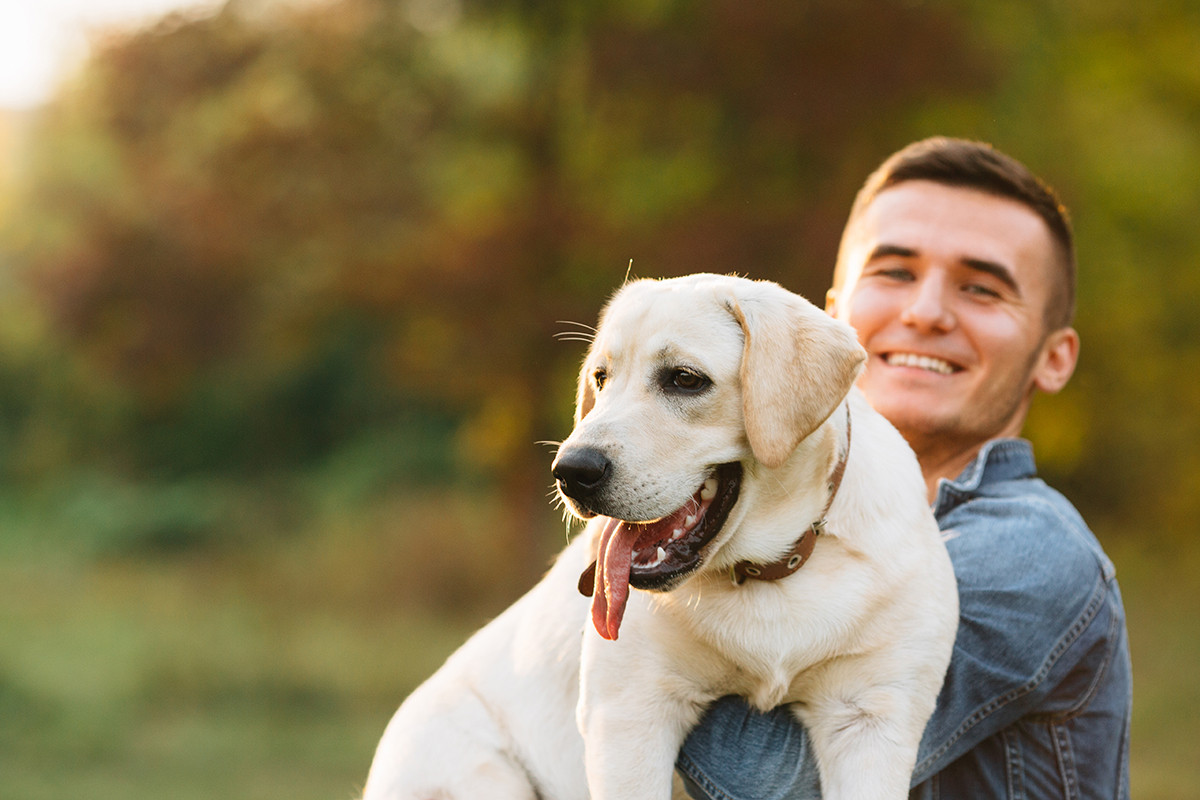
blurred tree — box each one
[4,0,991,581]
[5,0,1197,580]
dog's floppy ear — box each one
[729,283,866,469]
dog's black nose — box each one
[552,448,611,499]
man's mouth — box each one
[579,462,742,641]
[882,352,961,375]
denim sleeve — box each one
[911,493,1114,780]
[676,493,1116,800]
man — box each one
[675,138,1132,798]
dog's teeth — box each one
[684,515,696,528]
[700,478,717,500]
[672,527,684,540]
[634,546,669,568]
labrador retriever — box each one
[363,273,958,800]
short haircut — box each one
[832,137,1076,330]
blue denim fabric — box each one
[677,439,1132,799]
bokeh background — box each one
[0,0,1196,797]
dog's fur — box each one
[363,274,958,800]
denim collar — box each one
[933,438,1037,516]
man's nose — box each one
[899,275,955,332]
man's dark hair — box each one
[833,137,1076,329]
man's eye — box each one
[877,267,914,281]
[964,284,1001,299]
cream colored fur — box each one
[363,273,958,800]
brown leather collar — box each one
[730,403,851,586]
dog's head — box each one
[551,273,865,639]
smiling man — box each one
[675,138,1132,799]
[829,171,1080,502]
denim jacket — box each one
[677,439,1132,800]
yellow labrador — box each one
[363,274,957,800]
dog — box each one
[362,273,958,800]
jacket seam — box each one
[676,750,736,800]
[1052,721,1079,800]
[1003,726,1024,800]
[1034,588,1121,723]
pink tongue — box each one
[591,517,629,640]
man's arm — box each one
[912,491,1120,781]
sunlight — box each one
[0,5,68,108]
[0,0,221,109]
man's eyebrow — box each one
[867,244,917,261]
[962,258,1021,295]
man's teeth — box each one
[886,353,955,375]
[700,478,717,500]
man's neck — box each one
[908,418,1029,504]
[917,446,981,504]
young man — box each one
[675,138,1132,798]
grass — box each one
[0,482,1193,799]
[0,477,529,800]
[0,550,477,800]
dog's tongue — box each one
[589,503,695,641]
[591,517,629,641]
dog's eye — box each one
[593,368,607,390]
[664,368,710,394]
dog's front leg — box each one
[798,684,927,800]
[578,633,704,800]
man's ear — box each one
[730,284,866,469]
[824,287,839,316]
[1034,327,1079,394]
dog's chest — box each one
[666,580,853,710]
[736,664,800,711]
[715,642,830,711]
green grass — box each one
[0,485,1193,799]
[0,478,524,800]
[0,548,480,800]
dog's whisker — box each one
[555,321,598,345]
[771,475,798,501]
[556,319,598,332]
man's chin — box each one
[861,394,964,442]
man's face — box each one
[827,180,1076,454]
